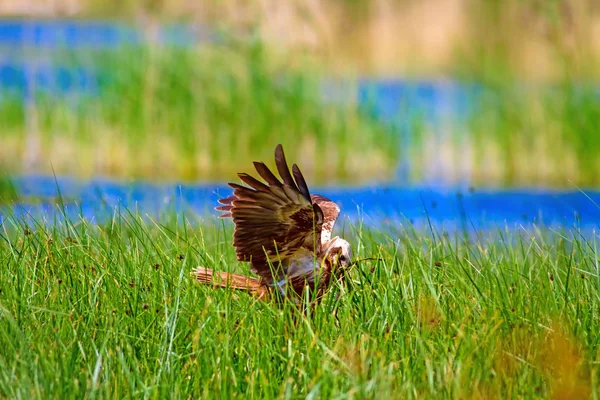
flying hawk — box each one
[193,144,352,305]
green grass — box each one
[0,12,598,188]
[0,174,17,204]
[0,39,402,185]
[0,207,598,399]
[462,80,600,188]
[3,37,599,188]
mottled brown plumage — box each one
[193,144,352,306]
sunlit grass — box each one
[0,206,598,398]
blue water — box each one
[1,20,599,232]
[0,20,201,47]
[3,176,599,233]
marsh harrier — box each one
[193,144,352,305]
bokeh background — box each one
[4,4,600,399]
[1,0,599,225]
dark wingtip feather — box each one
[253,162,282,187]
[292,164,311,200]
[274,144,297,190]
[228,182,246,190]
[275,143,284,155]
[238,173,269,192]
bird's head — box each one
[325,236,353,270]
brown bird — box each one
[192,144,353,306]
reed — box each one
[1,1,599,187]
[458,80,600,188]
[0,39,402,184]
[6,0,599,78]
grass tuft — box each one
[0,207,598,398]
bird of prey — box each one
[193,144,352,306]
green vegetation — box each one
[1,2,598,397]
[0,208,598,398]
[42,0,600,79]
[0,174,17,204]
[445,81,600,188]
[1,1,599,188]
[0,40,401,184]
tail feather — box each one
[192,267,268,298]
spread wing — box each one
[215,144,325,284]
[310,194,340,245]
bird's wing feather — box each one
[216,144,324,284]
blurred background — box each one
[1,0,599,227]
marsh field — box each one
[1,1,600,399]
[0,210,598,399]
